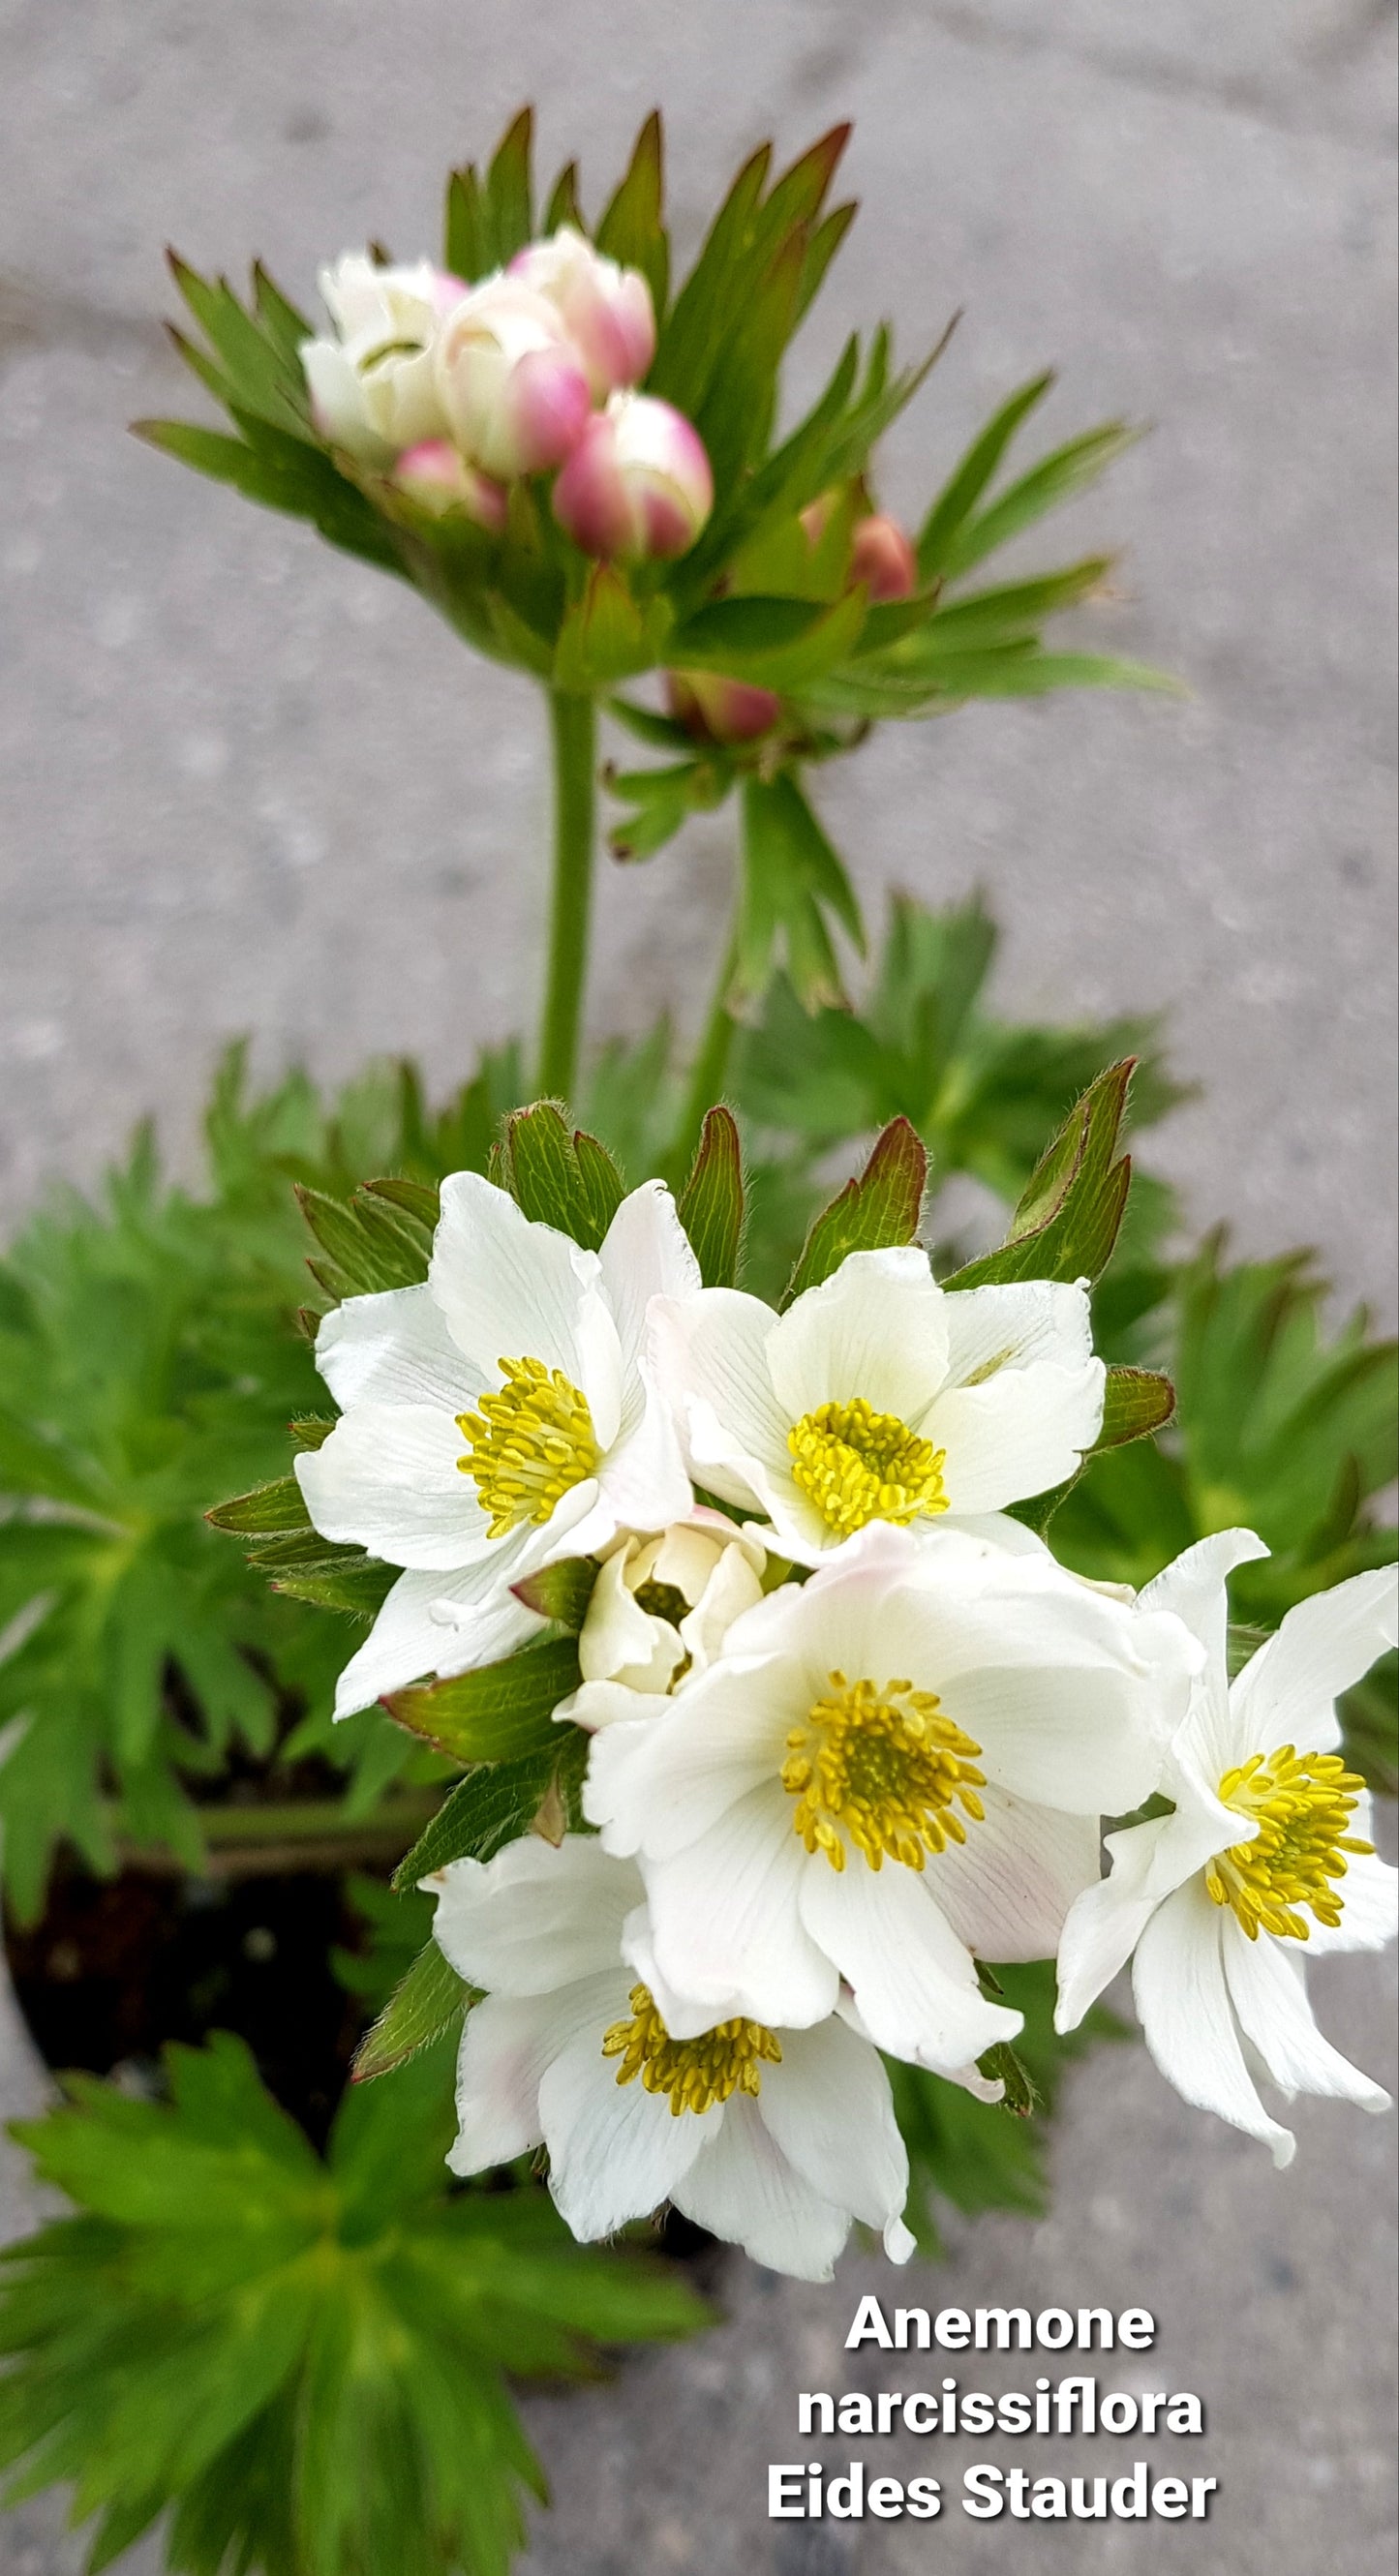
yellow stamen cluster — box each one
[456,1356,600,1540]
[788,1398,949,1539]
[601,1983,782,2117]
[782,1669,987,1872]
[1205,1743,1372,1941]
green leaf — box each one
[383,1640,583,1764]
[495,1104,625,1247]
[133,421,403,576]
[782,1117,928,1307]
[443,164,491,280]
[206,1475,311,1536]
[352,1940,471,2082]
[607,758,710,863]
[1097,1366,1176,1449]
[391,1747,565,1889]
[942,422,1141,580]
[541,160,584,236]
[946,1060,1135,1291]
[554,568,670,690]
[295,1181,434,1299]
[484,106,534,265]
[678,1107,745,1288]
[510,1556,599,1630]
[917,372,1054,578]
[669,588,867,688]
[735,770,865,1012]
[0,2036,709,2576]
[594,110,669,313]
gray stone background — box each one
[0,1,1395,2569]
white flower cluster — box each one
[299,1177,1398,2281]
[299,230,713,561]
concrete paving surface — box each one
[0,2,1395,2571]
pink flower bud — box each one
[391,440,508,532]
[510,227,655,398]
[850,512,918,602]
[666,670,781,745]
[434,279,593,479]
[553,394,714,561]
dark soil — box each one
[5,1864,374,2149]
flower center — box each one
[787,1399,948,1538]
[456,1357,600,1540]
[632,1578,691,1626]
[782,1669,986,1872]
[1205,1743,1373,1941]
[601,1984,782,2117]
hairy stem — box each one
[537,689,598,1103]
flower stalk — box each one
[538,688,598,1101]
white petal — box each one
[943,1652,1164,1817]
[1132,1879,1294,2166]
[1053,1779,1238,2030]
[296,1403,487,1570]
[940,1279,1096,1383]
[579,1547,676,1690]
[430,1171,622,1440]
[598,1181,701,1383]
[757,2016,909,2237]
[928,1358,1106,1513]
[1139,1528,1270,1679]
[429,1835,645,1995]
[680,1539,767,1675]
[1230,1567,1399,1760]
[594,1363,694,1533]
[583,1662,794,1861]
[330,1559,543,1718]
[798,1859,1019,2076]
[564,1678,673,1731]
[926,1791,1101,1962]
[448,1981,615,2176]
[670,2095,851,2281]
[650,1289,792,1501]
[314,1284,479,1413]
[1221,1916,1390,2114]
[638,1790,839,2037]
[539,2013,712,2239]
[765,1249,951,1428]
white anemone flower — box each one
[650,1247,1106,1566]
[1056,1533,1398,2167]
[429,1834,916,2282]
[296,1175,700,1717]
[559,1508,768,1730]
[584,1524,1197,2086]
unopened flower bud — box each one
[510,226,655,398]
[434,278,593,479]
[301,254,464,466]
[391,440,508,531]
[553,393,713,561]
[666,669,780,744]
[850,512,918,602]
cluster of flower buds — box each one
[662,493,920,748]
[299,228,714,563]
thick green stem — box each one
[670,922,740,1183]
[537,689,598,1103]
